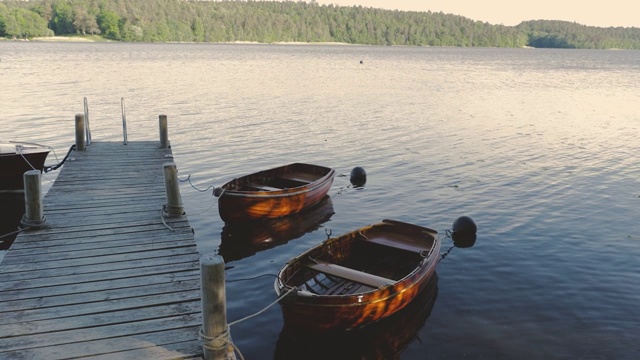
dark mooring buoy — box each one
[213,187,224,197]
[350,166,367,187]
[451,216,477,248]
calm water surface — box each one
[1,42,639,359]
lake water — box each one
[1,42,639,359]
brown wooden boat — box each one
[274,219,441,331]
[0,141,50,193]
[214,163,335,223]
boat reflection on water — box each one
[0,192,26,251]
[218,196,335,262]
[274,273,439,360]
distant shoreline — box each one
[0,36,628,50]
[1,36,97,42]
[32,36,95,42]
[7,36,355,45]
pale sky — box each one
[313,1,639,28]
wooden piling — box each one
[21,170,45,228]
[200,254,231,360]
[159,114,169,149]
[75,113,86,151]
[163,162,184,217]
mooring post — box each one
[200,254,232,360]
[22,170,45,229]
[159,114,169,149]
[162,162,184,217]
[75,113,86,151]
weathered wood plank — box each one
[0,278,200,313]
[0,267,200,302]
[0,246,199,271]
[6,233,195,256]
[0,259,199,293]
[2,335,204,360]
[0,288,201,325]
[8,230,194,251]
[0,319,202,354]
[11,220,192,243]
[0,299,201,337]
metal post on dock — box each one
[75,113,86,151]
[121,97,128,145]
[162,162,184,217]
[159,114,169,149]
[200,254,233,360]
[21,170,46,229]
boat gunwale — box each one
[0,141,51,156]
[220,172,334,198]
[220,162,334,198]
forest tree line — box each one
[1,0,639,49]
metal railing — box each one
[83,97,92,145]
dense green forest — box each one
[1,0,639,49]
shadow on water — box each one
[0,192,25,252]
[218,196,335,263]
[274,273,439,360]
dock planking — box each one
[0,141,204,359]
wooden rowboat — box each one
[274,219,441,331]
[214,163,335,223]
[0,141,50,193]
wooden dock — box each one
[0,141,205,359]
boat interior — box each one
[287,232,432,296]
[240,176,310,192]
[234,170,321,192]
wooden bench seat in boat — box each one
[278,172,314,184]
[306,260,393,288]
[361,233,432,254]
[246,183,280,191]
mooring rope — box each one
[19,215,47,230]
[44,145,76,173]
[439,230,456,261]
[228,286,297,327]
[178,174,214,193]
[17,151,38,172]
[199,325,244,360]
[0,228,23,242]
[159,206,176,231]
[198,283,296,360]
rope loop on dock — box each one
[160,207,175,231]
[19,215,47,230]
[199,326,245,359]
[199,325,230,351]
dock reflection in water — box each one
[0,192,25,251]
[274,273,439,360]
[218,196,335,262]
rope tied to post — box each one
[199,325,245,360]
[19,215,47,230]
[199,325,231,351]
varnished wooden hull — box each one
[0,141,50,192]
[274,219,440,331]
[274,273,439,359]
[216,163,335,223]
